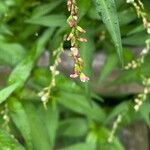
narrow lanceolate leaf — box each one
[98,54,118,84]
[8,28,55,86]
[0,129,25,150]
[31,0,63,18]
[94,0,123,65]
[61,143,95,150]
[59,118,87,137]
[26,15,66,27]
[56,91,106,122]
[0,42,25,66]
[24,103,50,150]
[0,82,20,104]
[38,104,59,149]
[8,97,32,150]
[45,104,59,149]
[0,29,54,104]
[140,102,150,128]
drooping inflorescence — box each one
[125,0,150,70]
[38,1,90,108]
[125,0,150,111]
[125,39,150,70]
[1,103,10,132]
[134,77,150,111]
[66,0,89,82]
[108,114,123,143]
[108,0,150,144]
[38,43,63,108]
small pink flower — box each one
[70,73,78,78]
[78,37,87,42]
[80,73,89,82]
[143,18,148,27]
[70,47,79,57]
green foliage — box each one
[94,0,123,65]
[0,129,25,150]
[0,0,150,149]
[8,97,32,150]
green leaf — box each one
[61,143,95,150]
[80,33,95,77]
[86,126,124,150]
[98,54,118,84]
[122,32,148,46]
[24,103,50,150]
[80,33,95,105]
[0,2,8,14]
[118,9,137,26]
[0,82,20,104]
[8,28,54,86]
[31,0,63,18]
[8,97,32,150]
[105,102,129,124]
[0,129,25,150]
[113,69,139,85]
[127,25,145,35]
[38,103,59,149]
[0,42,25,66]
[56,91,106,122]
[26,15,66,27]
[140,102,150,127]
[59,118,88,137]
[8,56,34,87]
[0,24,13,36]
[114,0,125,8]
[0,29,54,104]
[94,0,123,65]
[97,127,124,150]
[77,0,91,19]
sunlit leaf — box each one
[8,97,32,150]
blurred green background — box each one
[0,0,150,149]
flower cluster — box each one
[134,77,150,111]
[38,43,63,108]
[125,0,150,70]
[108,114,123,143]
[125,0,150,111]
[128,0,149,29]
[125,39,150,70]
[1,103,10,132]
[67,0,89,82]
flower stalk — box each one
[38,43,64,109]
[134,77,150,111]
[125,0,150,111]
[67,0,89,82]
[125,0,150,70]
[108,114,123,143]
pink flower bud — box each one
[70,47,79,57]
[73,15,78,21]
[78,37,87,42]
[143,18,148,27]
[67,0,72,11]
[80,73,89,82]
[70,73,78,78]
[68,17,76,27]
